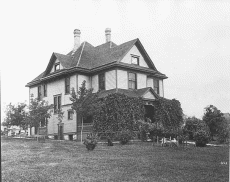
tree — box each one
[3,102,27,135]
[151,98,184,136]
[203,105,225,140]
[70,80,98,143]
[3,103,14,127]
[27,95,53,134]
[184,117,201,140]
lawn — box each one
[1,137,229,182]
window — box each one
[99,73,105,90]
[43,84,47,97]
[154,79,159,94]
[54,63,60,71]
[68,110,73,120]
[38,86,42,100]
[128,72,137,89]
[83,116,93,124]
[131,55,139,65]
[54,95,61,114]
[65,77,70,94]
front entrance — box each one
[58,123,64,140]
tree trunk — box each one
[81,117,83,143]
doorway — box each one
[58,124,64,140]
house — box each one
[26,28,167,141]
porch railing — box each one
[77,123,93,132]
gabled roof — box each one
[26,38,167,86]
[98,87,159,99]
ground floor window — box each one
[69,135,73,141]
[83,116,93,124]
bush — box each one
[117,130,132,145]
[140,129,147,142]
[194,130,209,147]
[83,133,97,151]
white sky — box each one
[1,0,230,120]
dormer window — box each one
[54,63,60,71]
[131,55,139,65]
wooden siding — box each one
[117,70,128,89]
[47,105,77,135]
[78,74,90,89]
[159,79,163,97]
[121,45,149,68]
[137,73,147,89]
[50,59,64,73]
[143,91,156,100]
[92,75,98,93]
[147,77,154,89]
[106,70,116,90]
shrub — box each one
[117,130,132,145]
[217,129,229,144]
[139,129,147,141]
[83,133,97,151]
[194,130,209,147]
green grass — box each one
[1,137,229,182]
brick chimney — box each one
[73,29,81,53]
[105,28,111,42]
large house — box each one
[26,28,167,141]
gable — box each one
[142,90,156,100]
[50,59,63,73]
[120,45,149,68]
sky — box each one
[1,0,230,121]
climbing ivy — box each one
[92,93,184,138]
[93,93,145,138]
[151,98,184,135]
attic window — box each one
[54,63,60,71]
[131,55,139,65]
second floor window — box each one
[154,79,159,94]
[65,77,70,94]
[54,63,60,71]
[128,72,137,89]
[99,73,105,90]
[43,84,47,97]
[68,110,73,120]
[54,95,61,114]
[38,86,42,100]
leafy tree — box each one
[27,95,53,134]
[70,80,98,142]
[216,116,229,143]
[203,105,225,140]
[151,98,184,136]
[3,103,14,127]
[3,102,27,134]
[184,117,201,140]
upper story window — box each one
[65,77,70,94]
[38,86,42,100]
[154,79,159,94]
[68,110,73,120]
[43,84,47,97]
[128,72,137,89]
[54,63,60,71]
[131,55,139,65]
[54,95,61,114]
[99,73,105,90]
